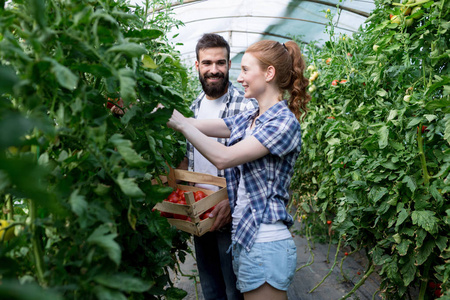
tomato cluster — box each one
[160,188,214,221]
[428,281,443,298]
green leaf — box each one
[424,114,437,122]
[406,117,422,129]
[93,286,127,300]
[435,235,448,252]
[29,0,47,29]
[378,125,389,149]
[425,99,450,111]
[144,71,163,84]
[444,114,450,145]
[118,68,136,102]
[411,210,438,234]
[142,55,158,69]
[51,63,78,91]
[125,28,163,39]
[397,239,412,256]
[415,239,435,266]
[326,138,340,146]
[87,225,121,266]
[69,189,87,217]
[0,65,19,94]
[369,186,388,203]
[107,43,148,57]
[94,273,154,293]
[402,175,417,192]
[166,287,188,300]
[0,280,63,300]
[109,134,149,167]
[396,208,409,227]
[400,256,416,285]
[376,89,388,97]
[116,172,145,198]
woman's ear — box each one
[265,65,276,82]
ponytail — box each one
[245,40,310,121]
[284,41,310,121]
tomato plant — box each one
[0,0,198,299]
[292,0,449,298]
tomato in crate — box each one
[154,168,228,236]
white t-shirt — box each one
[194,94,227,192]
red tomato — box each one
[194,191,207,202]
[166,191,179,203]
[435,289,442,298]
[207,205,216,213]
[160,212,173,218]
[173,214,188,220]
[200,212,212,220]
[177,188,186,201]
[331,80,338,86]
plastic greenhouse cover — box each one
[133,0,376,79]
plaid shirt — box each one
[187,82,258,177]
[223,100,301,251]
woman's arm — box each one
[168,110,269,170]
[171,109,231,138]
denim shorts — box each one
[231,238,297,293]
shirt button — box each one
[252,209,256,213]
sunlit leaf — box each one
[411,210,438,235]
[94,273,153,293]
[142,54,158,69]
[116,172,145,198]
[87,224,121,266]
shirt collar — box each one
[253,100,288,126]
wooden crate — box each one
[154,168,228,236]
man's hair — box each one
[195,33,231,61]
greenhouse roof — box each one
[139,0,377,79]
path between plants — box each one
[171,220,382,300]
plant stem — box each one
[326,233,332,263]
[340,256,349,282]
[296,225,315,272]
[29,199,46,286]
[342,263,375,299]
[417,123,430,185]
[309,238,341,293]
[418,260,432,300]
[5,194,13,220]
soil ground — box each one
[170,220,383,300]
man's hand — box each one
[208,198,231,231]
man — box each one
[181,33,257,300]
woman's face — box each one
[237,53,267,100]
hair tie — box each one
[282,43,288,51]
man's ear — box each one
[228,60,231,70]
[266,65,276,82]
[195,61,199,71]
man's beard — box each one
[199,71,229,99]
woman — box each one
[167,40,310,299]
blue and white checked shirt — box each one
[187,82,258,177]
[223,100,301,251]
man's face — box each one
[196,47,230,99]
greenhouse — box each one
[0,0,449,300]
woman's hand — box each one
[167,109,187,132]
